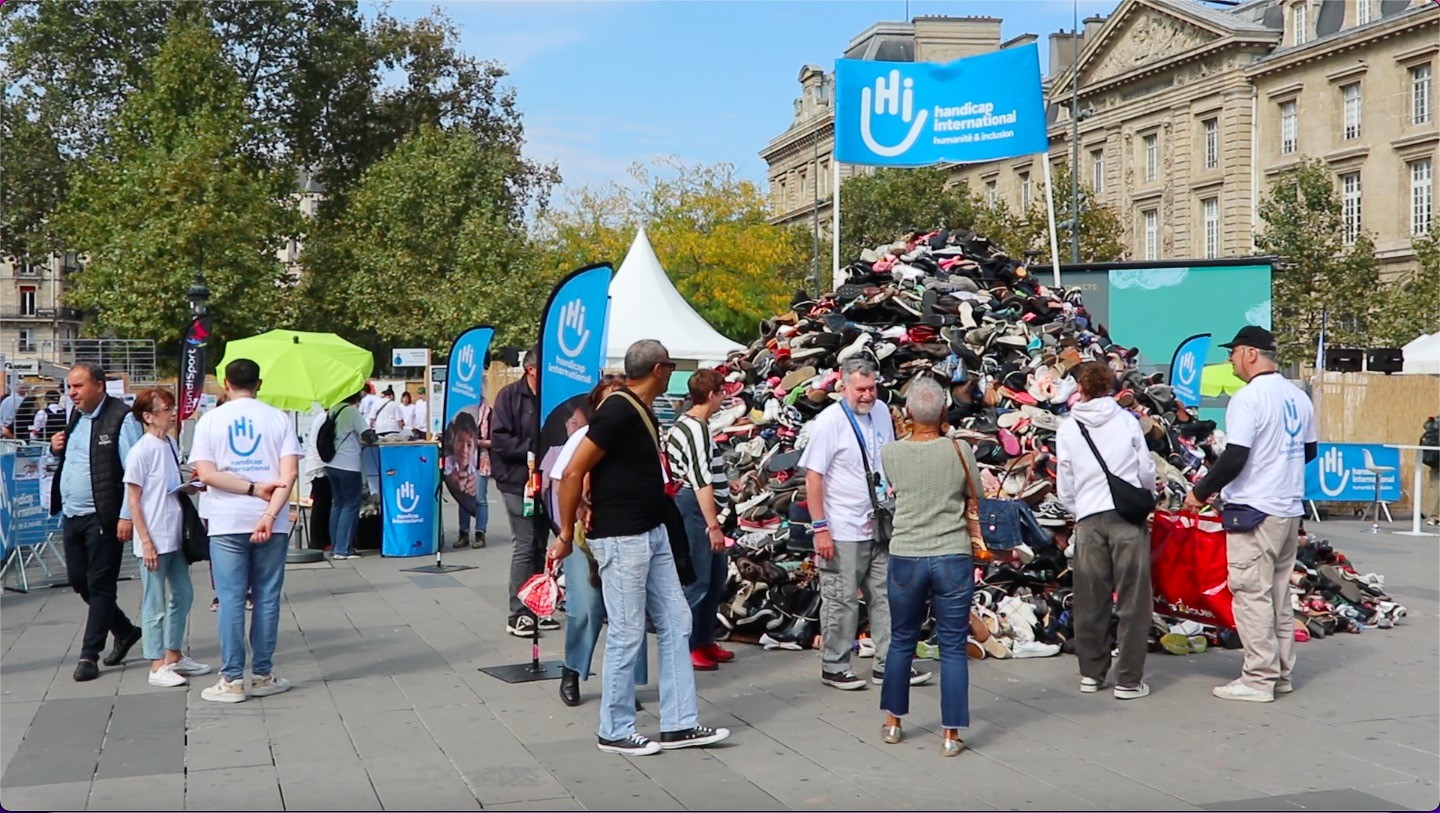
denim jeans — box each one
[326,467,363,556]
[590,524,698,740]
[459,476,489,535]
[675,487,725,651]
[137,551,194,660]
[882,554,974,729]
[562,541,647,684]
[210,532,289,681]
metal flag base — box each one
[401,550,476,574]
[286,549,325,565]
[480,623,564,683]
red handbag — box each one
[1150,510,1236,629]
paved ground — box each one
[2,507,1437,812]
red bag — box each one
[1150,510,1235,629]
[518,569,559,618]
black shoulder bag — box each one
[1076,423,1156,526]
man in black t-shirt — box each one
[550,340,731,757]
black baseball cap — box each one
[1219,326,1276,352]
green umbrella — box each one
[217,329,374,412]
[1200,362,1247,398]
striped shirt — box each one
[665,414,730,505]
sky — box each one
[374,0,1122,193]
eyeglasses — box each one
[657,361,677,370]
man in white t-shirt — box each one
[1186,326,1316,704]
[188,359,303,703]
[372,387,404,435]
[798,357,928,692]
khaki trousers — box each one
[1227,515,1299,690]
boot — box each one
[474,531,486,549]
[454,532,471,549]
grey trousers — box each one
[818,539,891,674]
[503,492,547,618]
[1228,515,1298,691]
[1073,510,1151,688]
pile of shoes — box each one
[1290,530,1405,639]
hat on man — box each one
[1219,326,1277,352]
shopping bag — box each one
[518,567,559,619]
[1150,510,1235,629]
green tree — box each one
[836,167,981,261]
[539,158,811,343]
[1373,231,1440,347]
[1255,157,1381,364]
[53,19,299,352]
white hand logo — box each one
[1317,446,1349,497]
[1175,354,1197,387]
[396,481,420,514]
[455,344,477,383]
[860,70,929,158]
[555,298,590,358]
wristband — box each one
[706,523,721,532]
[811,519,829,531]
[247,482,255,496]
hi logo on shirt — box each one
[860,70,929,158]
[227,417,262,457]
[1283,399,1304,439]
[394,481,420,514]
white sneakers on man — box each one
[1212,679,1274,703]
[172,656,212,676]
[201,676,247,703]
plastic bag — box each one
[1150,510,1235,629]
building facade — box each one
[0,253,84,373]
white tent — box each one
[1401,332,1440,375]
[605,227,744,367]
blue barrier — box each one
[379,442,440,558]
[1304,443,1401,503]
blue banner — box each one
[1,445,58,560]
[1169,333,1211,408]
[441,326,493,520]
[1305,443,1402,503]
[380,442,439,557]
[834,44,1049,167]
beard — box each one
[850,398,876,415]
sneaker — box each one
[821,670,867,691]
[1212,679,1274,703]
[700,643,735,663]
[1034,497,1073,527]
[1274,678,1294,695]
[691,649,719,671]
[916,640,941,660]
[201,676,247,703]
[1159,632,1191,656]
[1113,682,1150,700]
[537,616,562,632]
[1010,640,1061,659]
[659,725,731,750]
[245,596,254,610]
[171,656,213,677]
[331,552,361,561]
[148,664,189,688]
[1187,635,1208,654]
[597,733,661,756]
[871,667,933,686]
[1080,676,1103,694]
[248,674,291,697]
[855,635,877,658]
[507,615,537,637]
[210,597,219,612]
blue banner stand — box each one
[380,441,474,574]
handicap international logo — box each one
[455,343,478,384]
[860,70,929,158]
[227,418,262,457]
[1317,446,1350,498]
[554,298,591,358]
[1283,399,1303,439]
[394,481,420,514]
[1174,353,1199,391]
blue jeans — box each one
[210,532,289,682]
[882,554,974,729]
[590,525,697,740]
[562,542,648,683]
[459,476,489,535]
[327,467,363,556]
[137,551,194,660]
[675,487,726,651]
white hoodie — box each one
[1056,396,1158,522]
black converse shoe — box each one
[659,725,731,750]
[506,614,537,637]
[597,733,661,756]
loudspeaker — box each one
[1325,348,1364,372]
[1366,348,1404,374]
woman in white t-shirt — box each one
[123,389,211,688]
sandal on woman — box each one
[942,730,966,757]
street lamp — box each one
[186,271,210,318]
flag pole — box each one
[1041,156,1062,287]
[832,158,842,290]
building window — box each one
[1340,171,1362,245]
[1020,172,1032,210]
[1143,133,1158,183]
[1341,83,1361,140]
[1293,2,1309,46]
[1202,197,1220,259]
[1091,149,1104,193]
[18,329,34,354]
[17,261,37,276]
[1412,64,1432,126]
[986,180,998,209]
[1143,209,1159,260]
[1280,101,1298,155]
[1356,0,1375,25]
[1413,158,1434,236]
[19,286,37,317]
[1202,118,1219,171]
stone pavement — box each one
[2,508,1437,812]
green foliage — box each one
[1372,231,1440,347]
[1255,157,1381,364]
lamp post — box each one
[186,271,210,318]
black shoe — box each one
[635,699,644,712]
[559,667,581,707]
[597,733,660,756]
[73,660,99,682]
[537,616,562,631]
[454,533,470,549]
[474,532,486,549]
[102,627,143,667]
[659,725,731,750]
[506,615,537,637]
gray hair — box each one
[624,339,670,379]
[522,344,538,369]
[71,362,106,385]
[1257,349,1278,364]
[840,356,878,382]
[904,377,946,425]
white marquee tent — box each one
[605,227,744,368]
[1401,332,1440,375]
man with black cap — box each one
[1185,326,1315,704]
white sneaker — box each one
[248,674,291,697]
[148,664,189,688]
[1010,640,1061,659]
[1080,676,1103,694]
[1212,679,1274,703]
[1113,682,1150,700]
[1274,678,1294,695]
[201,676,248,703]
[172,656,213,677]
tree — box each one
[837,167,981,261]
[539,158,812,343]
[1373,231,1440,347]
[53,18,299,353]
[1255,157,1381,364]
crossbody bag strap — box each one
[950,438,983,508]
[840,402,881,515]
[1076,423,1116,478]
